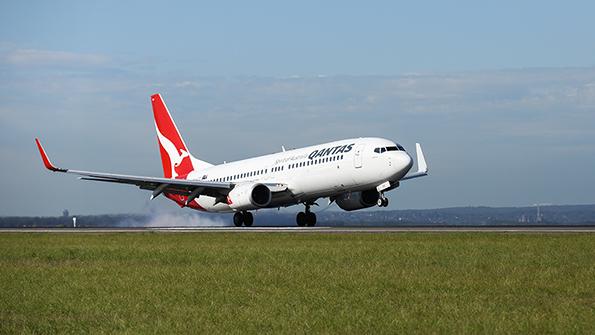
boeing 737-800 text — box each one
[36,94,428,226]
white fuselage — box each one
[187,137,413,212]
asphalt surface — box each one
[1,226,595,233]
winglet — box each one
[415,143,427,173]
[35,138,67,172]
[400,143,428,181]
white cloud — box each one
[2,48,109,67]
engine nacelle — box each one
[336,189,380,211]
[227,183,272,210]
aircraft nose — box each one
[400,151,413,171]
[388,151,413,179]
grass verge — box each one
[1,232,594,334]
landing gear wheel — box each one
[233,212,244,227]
[305,212,317,226]
[296,212,306,227]
[382,198,389,207]
[243,211,254,227]
[377,194,389,207]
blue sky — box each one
[2,1,594,75]
[1,1,594,216]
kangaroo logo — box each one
[155,124,193,179]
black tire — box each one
[243,212,254,227]
[382,198,389,207]
[305,212,317,226]
[233,212,244,227]
[296,212,306,227]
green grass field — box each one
[1,232,594,334]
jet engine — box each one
[335,189,380,211]
[227,183,272,210]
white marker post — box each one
[73,217,77,228]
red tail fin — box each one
[151,94,194,179]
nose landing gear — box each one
[296,203,317,227]
[377,193,389,207]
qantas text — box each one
[308,143,354,160]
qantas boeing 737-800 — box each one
[35,94,428,226]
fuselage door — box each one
[354,144,364,168]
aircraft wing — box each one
[35,139,232,203]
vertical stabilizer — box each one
[151,94,211,179]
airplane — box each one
[35,94,428,227]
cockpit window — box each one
[375,145,406,153]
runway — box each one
[1,226,595,233]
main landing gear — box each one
[296,203,317,227]
[233,211,254,227]
[377,193,389,207]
